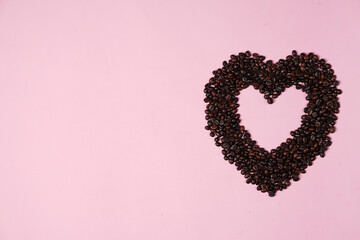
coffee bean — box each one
[268,191,275,197]
[204,51,342,197]
[329,126,336,133]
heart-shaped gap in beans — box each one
[238,86,307,151]
[204,50,342,197]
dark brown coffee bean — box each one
[329,126,336,133]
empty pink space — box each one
[0,0,359,240]
[238,86,308,151]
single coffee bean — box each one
[329,126,336,133]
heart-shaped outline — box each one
[204,51,342,197]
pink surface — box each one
[0,0,359,239]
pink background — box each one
[0,0,360,239]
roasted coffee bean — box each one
[329,126,336,133]
[204,50,342,197]
[267,98,274,104]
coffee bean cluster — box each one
[204,50,342,197]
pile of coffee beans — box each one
[204,50,342,197]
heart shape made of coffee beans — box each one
[204,50,342,197]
